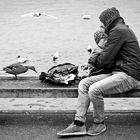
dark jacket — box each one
[88,18,140,80]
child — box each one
[81,29,110,77]
[94,28,108,49]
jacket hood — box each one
[99,7,121,28]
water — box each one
[0,0,140,75]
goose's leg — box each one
[15,74,18,80]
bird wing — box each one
[41,13,58,19]
[5,63,21,69]
[3,63,27,74]
[21,12,34,17]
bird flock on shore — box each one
[0,10,93,80]
[0,41,93,80]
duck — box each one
[3,63,37,79]
[53,51,59,62]
[17,56,28,63]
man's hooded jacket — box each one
[88,7,140,80]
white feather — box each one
[87,45,92,53]
[17,56,28,63]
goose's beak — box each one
[29,66,38,73]
[34,69,38,73]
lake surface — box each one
[0,0,140,75]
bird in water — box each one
[17,56,28,63]
[53,51,59,62]
[21,12,42,17]
[87,45,93,53]
[21,12,58,19]
[2,63,37,79]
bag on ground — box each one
[39,63,79,85]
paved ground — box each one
[0,77,140,140]
[0,76,139,139]
[0,113,140,140]
[0,98,140,113]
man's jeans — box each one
[75,72,138,123]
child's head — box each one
[94,29,108,49]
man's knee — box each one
[78,77,90,92]
[88,85,104,99]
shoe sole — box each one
[87,127,106,136]
[57,131,87,136]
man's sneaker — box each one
[87,123,106,136]
[57,123,87,136]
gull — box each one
[53,51,59,62]
[82,15,91,20]
[87,45,93,53]
[21,12,58,19]
[17,56,28,63]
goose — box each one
[53,51,59,62]
[17,56,28,63]
[3,63,37,79]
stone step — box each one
[0,76,140,98]
[0,98,140,115]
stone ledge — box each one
[0,76,140,98]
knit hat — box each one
[94,29,108,45]
[99,7,121,27]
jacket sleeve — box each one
[88,52,100,66]
[94,29,124,69]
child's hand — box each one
[81,63,93,71]
[92,48,102,54]
[81,63,88,70]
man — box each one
[57,7,140,136]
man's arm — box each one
[88,51,101,66]
[94,29,124,69]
